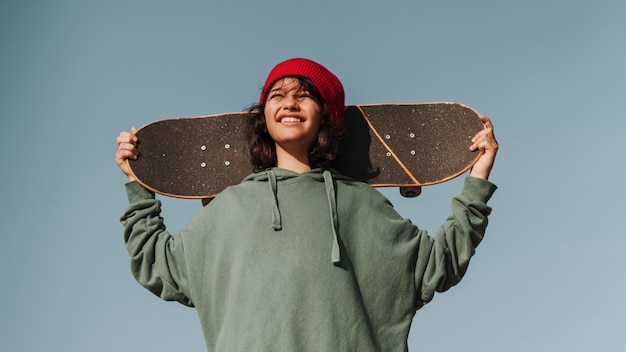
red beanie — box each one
[260,58,345,128]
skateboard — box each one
[128,103,484,201]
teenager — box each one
[115,58,498,351]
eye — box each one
[268,92,284,100]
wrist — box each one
[469,169,489,180]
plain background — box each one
[2,1,624,351]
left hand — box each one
[469,116,498,180]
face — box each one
[264,77,323,154]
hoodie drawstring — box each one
[323,170,342,264]
[265,169,341,264]
[267,170,282,230]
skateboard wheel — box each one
[400,186,421,198]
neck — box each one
[275,145,311,174]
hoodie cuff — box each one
[125,181,155,203]
[461,176,497,204]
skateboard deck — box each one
[128,102,484,200]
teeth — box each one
[281,117,301,123]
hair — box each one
[246,76,343,172]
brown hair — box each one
[246,76,343,172]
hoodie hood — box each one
[242,168,351,264]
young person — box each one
[116,58,498,351]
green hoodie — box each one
[120,168,496,351]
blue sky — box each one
[1,0,625,351]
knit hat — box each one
[260,58,345,128]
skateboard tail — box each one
[339,103,484,189]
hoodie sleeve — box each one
[119,182,193,307]
[414,176,496,308]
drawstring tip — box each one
[331,245,341,264]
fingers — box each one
[116,129,138,147]
[468,116,498,180]
[479,115,493,129]
[116,128,139,181]
[116,129,138,152]
[470,116,497,153]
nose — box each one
[282,95,299,110]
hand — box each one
[469,116,498,180]
[116,127,139,182]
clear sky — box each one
[1,0,625,351]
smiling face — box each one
[264,77,323,157]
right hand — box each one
[116,127,138,182]
[469,116,498,180]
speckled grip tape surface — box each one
[347,103,484,186]
[129,103,483,198]
[130,113,252,198]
